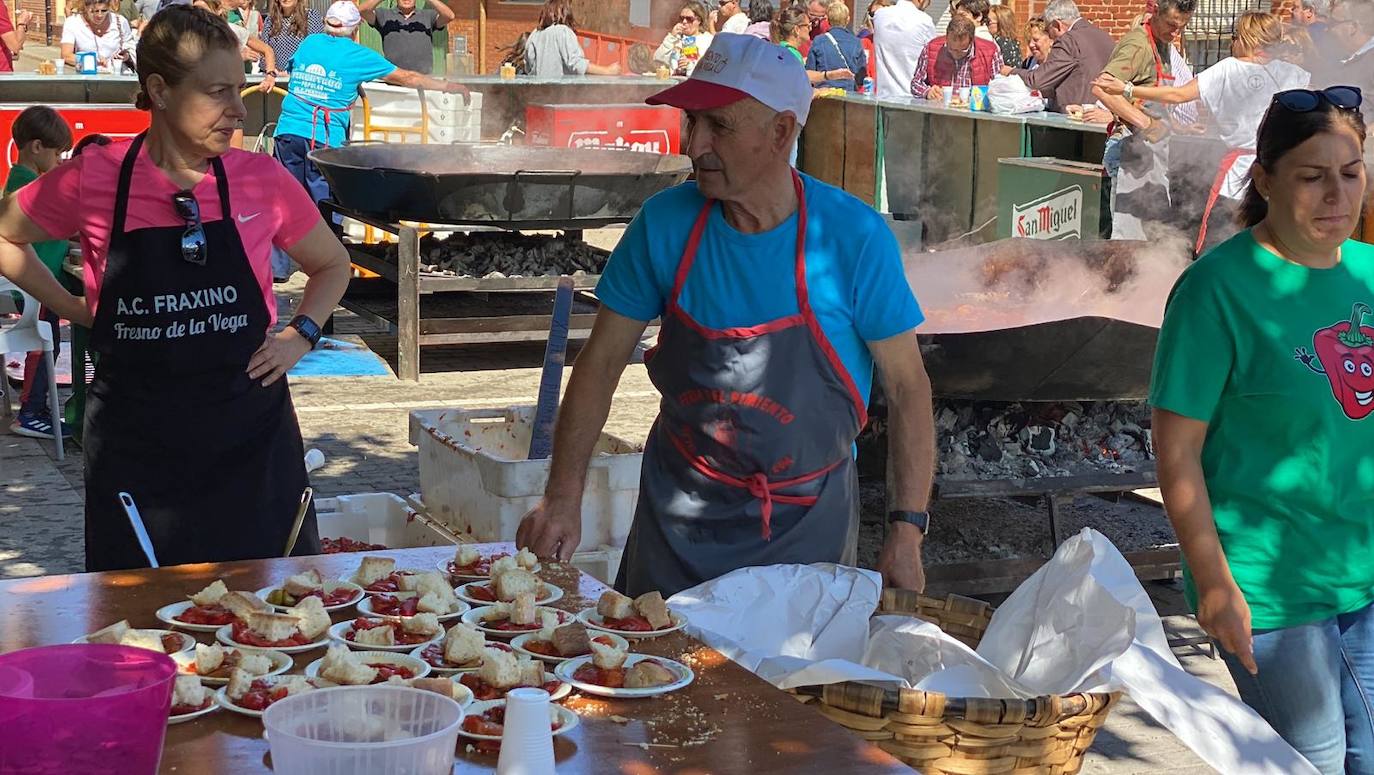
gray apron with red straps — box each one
[83,134,319,572]
[614,172,866,598]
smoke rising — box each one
[904,231,1194,334]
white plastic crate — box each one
[350,82,484,143]
[314,492,462,551]
[409,406,643,555]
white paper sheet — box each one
[669,530,1318,775]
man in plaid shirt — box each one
[909,16,1003,100]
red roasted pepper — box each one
[1298,303,1374,420]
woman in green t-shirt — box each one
[1151,86,1371,774]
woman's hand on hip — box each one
[247,328,311,386]
[1196,577,1258,674]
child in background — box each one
[5,106,73,440]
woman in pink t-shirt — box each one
[0,6,351,571]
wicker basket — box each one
[794,589,1120,775]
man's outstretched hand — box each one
[515,497,582,562]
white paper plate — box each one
[351,568,431,596]
[215,625,330,655]
[438,556,541,581]
[510,632,629,664]
[167,699,219,725]
[172,648,293,686]
[156,601,237,633]
[455,581,563,608]
[455,671,572,703]
[460,606,573,639]
[73,629,196,655]
[408,640,514,675]
[255,581,364,613]
[553,653,694,698]
[215,676,335,719]
[328,619,444,652]
[576,608,687,640]
[456,699,580,741]
[357,593,470,622]
[302,650,432,684]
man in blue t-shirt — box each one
[515,33,937,599]
[272,0,467,232]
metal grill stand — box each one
[325,203,611,380]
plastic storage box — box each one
[409,406,642,556]
[315,492,463,550]
[349,82,483,145]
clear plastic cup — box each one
[0,644,177,775]
[264,685,464,775]
[496,687,555,775]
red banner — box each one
[1,104,150,181]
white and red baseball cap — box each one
[646,33,813,126]
[325,0,361,27]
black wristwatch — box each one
[288,314,322,348]
[887,510,930,535]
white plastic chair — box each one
[0,278,64,461]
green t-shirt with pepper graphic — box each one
[1150,230,1374,631]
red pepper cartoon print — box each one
[1295,303,1374,420]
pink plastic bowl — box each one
[0,644,177,775]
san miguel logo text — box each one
[1013,186,1082,240]
[1295,302,1374,420]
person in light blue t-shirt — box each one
[515,33,937,602]
[271,0,466,242]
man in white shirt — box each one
[718,0,748,33]
[872,0,935,99]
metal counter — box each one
[798,93,1109,244]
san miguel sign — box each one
[1013,186,1083,240]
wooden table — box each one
[0,544,910,774]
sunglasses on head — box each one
[1273,86,1363,113]
[172,191,207,267]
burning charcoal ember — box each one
[1019,426,1056,456]
[380,232,608,278]
[933,400,1152,479]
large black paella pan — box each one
[309,144,694,229]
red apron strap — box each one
[288,91,355,150]
[668,199,716,308]
[788,169,870,428]
[1195,148,1249,255]
[665,429,839,541]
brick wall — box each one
[18,0,58,45]
[1011,0,1145,37]
[443,0,665,73]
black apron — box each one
[614,171,864,598]
[83,134,319,572]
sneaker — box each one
[10,413,73,439]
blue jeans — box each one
[1103,135,1123,179]
[1221,601,1374,774]
[18,305,59,418]
[273,133,340,231]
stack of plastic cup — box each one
[495,687,556,775]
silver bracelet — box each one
[1123,81,1135,101]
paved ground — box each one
[1,264,1227,773]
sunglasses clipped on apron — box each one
[82,133,319,571]
[614,171,867,599]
